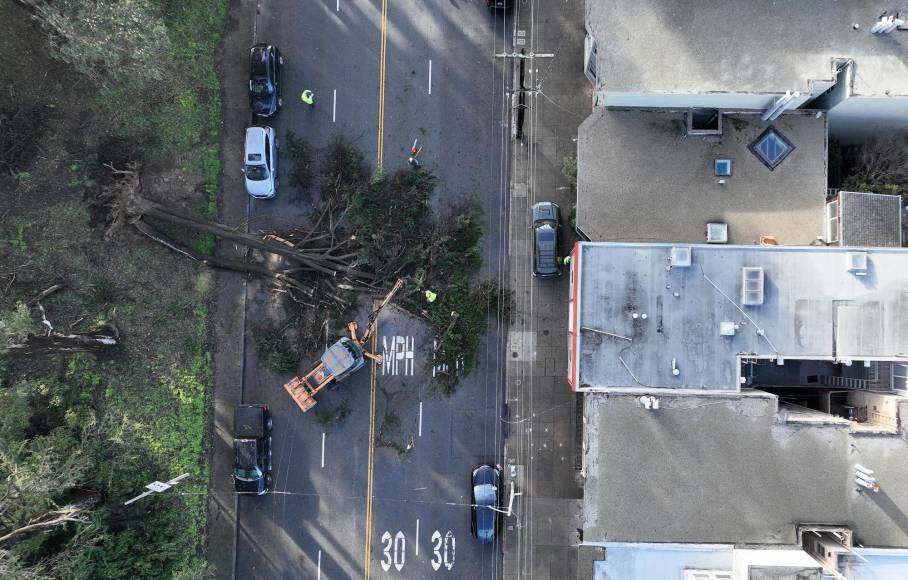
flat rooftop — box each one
[587,0,908,97]
[576,110,827,245]
[583,393,908,546]
[572,243,908,392]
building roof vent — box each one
[719,321,738,336]
[741,267,765,305]
[706,222,729,244]
[671,246,692,267]
[846,251,868,275]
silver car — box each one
[243,126,277,199]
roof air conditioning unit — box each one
[706,222,728,244]
[845,251,868,275]
[719,321,737,336]
[670,246,692,267]
[741,267,765,305]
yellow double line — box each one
[365,3,389,577]
[363,322,380,578]
[376,0,389,167]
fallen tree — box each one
[2,289,120,358]
[0,493,101,546]
[95,163,374,308]
[93,137,510,392]
[4,325,119,357]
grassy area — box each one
[1,202,213,578]
[0,0,225,576]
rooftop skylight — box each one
[750,127,794,170]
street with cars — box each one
[214,0,526,578]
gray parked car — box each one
[532,202,562,278]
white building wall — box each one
[604,91,814,111]
[828,96,908,144]
[592,543,733,580]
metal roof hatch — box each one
[671,246,692,267]
[707,222,729,244]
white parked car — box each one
[243,126,277,199]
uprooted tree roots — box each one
[93,161,375,316]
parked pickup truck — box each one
[232,404,272,495]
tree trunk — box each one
[134,220,316,298]
[4,325,119,357]
[137,199,374,281]
[0,493,100,546]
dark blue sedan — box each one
[471,464,501,544]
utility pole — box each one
[495,49,555,140]
[124,473,191,505]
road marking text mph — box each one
[382,335,415,376]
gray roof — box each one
[838,191,903,247]
[573,243,908,392]
[582,393,908,547]
[587,0,908,97]
[576,110,827,245]
[749,567,821,580]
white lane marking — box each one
[415,519,420,556]
[321,432,326,468]
[332,89,337,123]
[335,0,339,11]
[428,60,432,95]
[317,549,322,580]
[418,401,423,436]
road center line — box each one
[415,519,420,556]
[418,401,423,436]
[321,432,326,468]
[376,0,389,166]
[335,0,339,12]
[332,89,337,123]
[363,314,380,579]
[428,60,432,95]
[318,549,322,580]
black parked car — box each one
[249,44,282,117]
[486,0,513,8]
[531,201,562,278]
[233,404,272,495]
[471,464,501,544]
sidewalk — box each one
[502,0,590,578]
[205,0,256,576]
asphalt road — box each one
[230,0,513,578]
